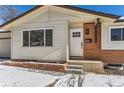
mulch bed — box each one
[11,59,66,64]
[105,69,124,76]
[0,61,66,72]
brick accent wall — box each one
[84,22,124,63]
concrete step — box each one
[68,61,83,65]
[65,68,82,74]
[67,60,105,73]
[69,56,83,60]
[67,65,83,69]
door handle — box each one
[81,42,83,49]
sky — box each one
[13,5,124,16]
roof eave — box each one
[0,5,121,29]
[55,5,121,19]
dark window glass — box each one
[30,30,44,46]
[111,28,121,41]
[23,31,29,46]
[122,28,124,40]
[45,29,53,46]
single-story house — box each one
[0,5,124,64]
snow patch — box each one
[82,73,124,87]
[0,65,124,87]
[0,65,60,87]
[119,16,124,20]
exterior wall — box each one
[84,23,98,60]
[102,22,124,50]
[0,32,11,58]
[12,21,67,61]
[84,22,124,63]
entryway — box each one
[70,29,83,59]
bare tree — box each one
[0,5,21,23]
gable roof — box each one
[0,5,121,28]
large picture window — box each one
[110,27,124,41]
[22,28,53,47]
[30,30,44,46]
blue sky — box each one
[13,5,124,16]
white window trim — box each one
[21,27,54,47]
[109,26,124,43]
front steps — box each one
[66,60,105,74]
[65,64,83,74]
[69,56,83,60]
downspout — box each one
[11,27,13,60]
[65,21,69,62]
[96,18,101,50]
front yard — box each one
[0,64,124,87]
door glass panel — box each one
[72,32,81,37]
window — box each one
[122,28,124,40]
[23,31,29,46]
[45,29,53,46]
[72,32,80,37]
[22,28,53,47]
[111,28,121,41]
[30,30,44,46]
[110,27,124,41]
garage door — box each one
[0,31,11,58]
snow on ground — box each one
[0,59,10,63]
[82,73,124,87]
[54,73,124,87]
[54,74,79,87]
[119,16,124,20]
[0,65,61,87]
[0,65,124,87]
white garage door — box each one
[0,31,11,58]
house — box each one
[0,5,124,64]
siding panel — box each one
[12,21,67,61]
[0,32,11,58]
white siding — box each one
[12,21,67,61]
[102,22,124,50]
[0,32,11,58]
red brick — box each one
[84,22,124,63]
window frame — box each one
[21,27,54,47]
[109,26,124,42]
